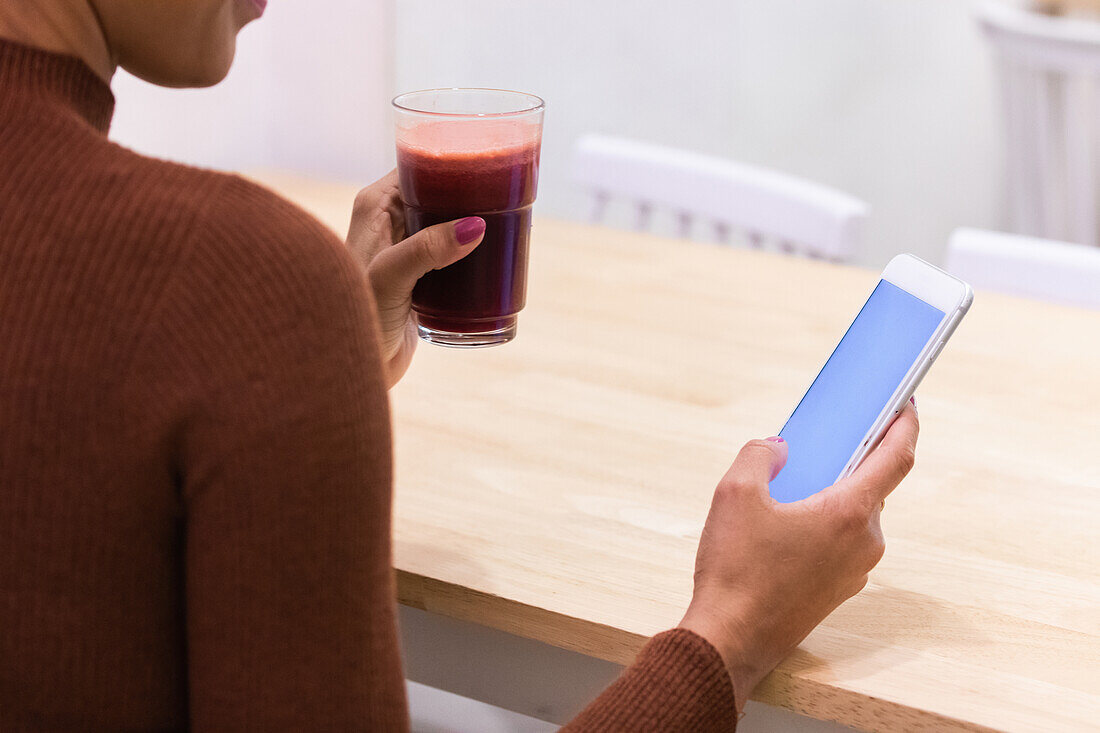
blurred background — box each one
[109,0,1100,270]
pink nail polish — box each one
[766,436,784,443]
[909,395,917,407]
[454,217,486,245]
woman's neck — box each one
[0,1,114,83]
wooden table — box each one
[254,172,1100,733]
[1034,0,1100,15]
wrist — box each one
[679,601,766,715]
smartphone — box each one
[768,254,973,503]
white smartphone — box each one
[768,254,973,503]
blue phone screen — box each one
[768,280,944,503]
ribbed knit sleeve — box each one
[562,629,738,732]
[152,176,409,731]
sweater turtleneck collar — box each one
[0,37,114,134]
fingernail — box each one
[909,395,917,407]
[766,436,784,443]
[454,217,486,245]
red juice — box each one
[397,119,541,336]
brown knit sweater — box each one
[0,39,736,731]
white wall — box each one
[394,0,1003,267]
[109,0,394,182]
[109,0,1004,269]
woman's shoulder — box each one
[93,142,346,266]
[146,159,339,244]
[189,170,346,263]
[98,151,369,323]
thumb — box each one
[845,403,919,503]
[718,437,788,498]
[368,216,486,304]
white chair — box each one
[945,227,1100,309]
[571,133,869,263]
[976,1,1100,247]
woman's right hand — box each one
[346,170,486,388]
[679,403,919,714]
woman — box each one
[0,1,918,730]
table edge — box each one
[396,570,998,732]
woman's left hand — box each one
[346,169,485,388]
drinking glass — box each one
[393,88,545,347]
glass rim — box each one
[392,87,545,118]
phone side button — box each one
[928,340,946,361]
